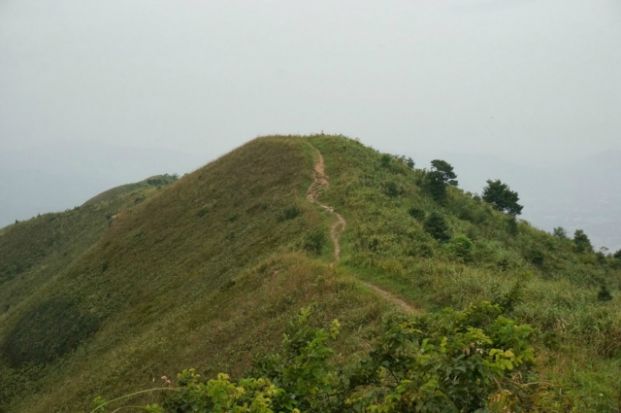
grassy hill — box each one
[0,174,177,318]
[0,136,619,412]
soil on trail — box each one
[362,282,417,315]
[306,151,346,263]
[306,147,416,314]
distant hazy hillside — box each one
[0,136,619,412]
[0,142,205,228]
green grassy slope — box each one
[0,174,177,318]
[1,135,619,412]
[0,175,179,408]
[309,135,621,411]
[0,137,385,412]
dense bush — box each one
[448,235,474,262]
[424,213,451,242]
[573,229,593,254]
[383,181,402,198]
[598,285,613,302]
[303,230,326,256]
[526,248,545,267]
[408,206,425,221]
[94,304,536,413]
[279,205,301,221]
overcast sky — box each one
[1,0,620,248]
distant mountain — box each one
[0,141,205,228]
[1,136,619,412]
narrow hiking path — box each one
[306,151,346,263]
[306,146,416,315]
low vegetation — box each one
[93,303,536,413]
[0,135,619,412]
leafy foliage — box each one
[573,229,593,253]
[424,213,451,242]
[448,235,474,262]
[303,230,327,256]
[163,371,283,413]
[553,227,568,239]
[597,285,613,302]
[280,206,301,221]
[101,305,536,413]
[422,160,458,203]
[430,160,458,186]
[482,180,523,216]
[424,171,448,202]
[407,207,425,221]
[384,181,402,198]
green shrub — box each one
[303,230,326,256]
[598,285,613,302]
[553,227,568,239]
[527,248,545,267]
[449,235,473,262]
[99,304,536,413]
[506,216,519,235]
[407,206,425,221]
[408,241,434,258]
[424,212,451,242]
[380,154,392,168]
[574,229,593,253]
[383,181,401,198]
[279,206,301,221]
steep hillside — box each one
[0,174,177,318]
[309,136,621,411]
[0,137,386,412]
[1,135,620,412]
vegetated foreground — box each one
[0,135,619,412]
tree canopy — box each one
[482,180,523,216]
[573,229,593,253]
[425,160,458,202]
[430,159,458,186]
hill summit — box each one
[0,136,619,412]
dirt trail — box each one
[306,147,416,314]
[306,151,347,263]
[363,283,417,315]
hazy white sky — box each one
[1,0,620,247]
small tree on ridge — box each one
[482,179,523,216]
